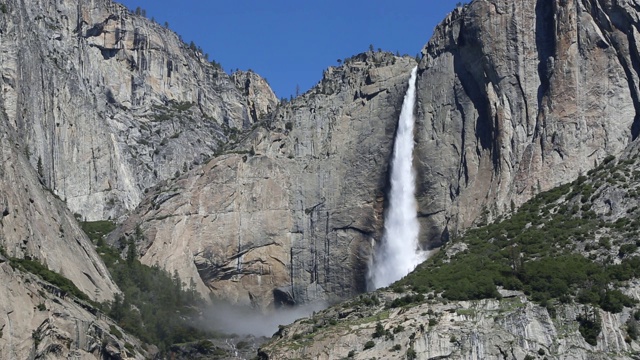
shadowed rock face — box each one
[112,53,418,308]
[415,0,639,246]
[0,0,276,221]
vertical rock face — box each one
[232,70,279,123]
[112,0,640,309]
[0,0,276,221]
[0,99,118,303]
[112,53,418,307]
[415,0,639,246]
[0,51,125,358]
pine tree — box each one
[37,156,44,179]
[126,237,136,266]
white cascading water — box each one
[368,66,426,290]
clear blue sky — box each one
[116,0,463,98]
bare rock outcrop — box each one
[0,264,146,360]
[415,0,640,245]
[232,70,279,123]
[0,0,276,221]
[113,53,418,308]
[259,291,637,360]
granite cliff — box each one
[259,128,640,360]
[4,0,640,358]
[0,0,277,222]
[415,0,640,244]
[114,0,640,310]
[0,56,130,358]
[0,0,276,357]
[112,53,418,307]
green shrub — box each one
[196,340,214,352]
[627,318,639,340]
[372,321,385,338]
[363,340,375,350]
[394,169,638,313]
[577,312,601,346]
[109,325,123,339]
[603,155,616,165]
[79,220,116,243]
[9,257,90,302]
[619,243,638,258]
[388,294,424,308]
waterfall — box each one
[368,66,426,290]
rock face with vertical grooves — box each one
[414,0,639,246]
[232,70,279,123]
[4,0,640,356]
[0,102,118,304]
[0,56,129,359]
[111,53,418,308]
[0,0,277,221]
[113,0,640,309]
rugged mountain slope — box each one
[113,0,640,310]
[112,53,417,307]
[0,57,132,358]
[0,0,280,356]
[414,0,640,245]
[0,0,276,221]
[260,293,638,359]
[0,264,146,359]
[259,146,640,359]
[5,0,640,356]
[0,99,118,303]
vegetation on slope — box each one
[80,222,218,352]
[0,219,228,356]
[398,154,640,314]
[262,153,640,356]
[8,257,91,302]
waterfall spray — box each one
[368,66,426,290]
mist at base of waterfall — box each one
[199,300,328,338]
